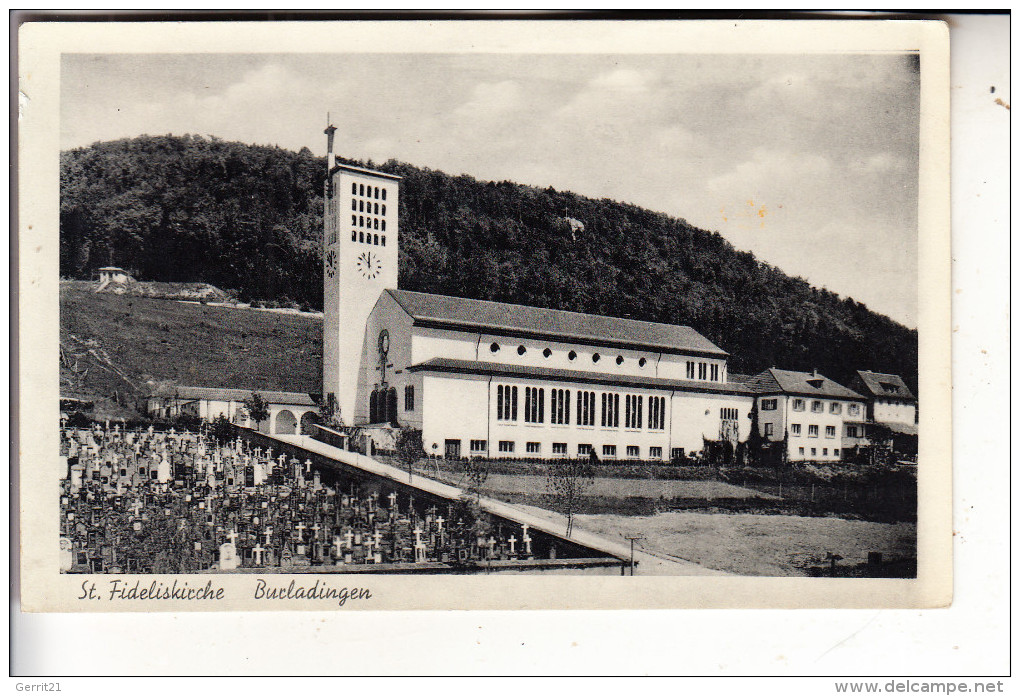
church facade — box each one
[319,129,908,463]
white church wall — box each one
[356,292,415,426]
[656,354,728,384]
[420,374,490,457]
[411,326,479,365]
[669,391,755,456]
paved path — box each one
[266,433,724,576]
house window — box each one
[359,200,364,212]
[498,441,515,454]
[710,364,719,381]
[799,447,805,455]
[761,399,778,411]
[359,216,364,227]
[808,425,819,438]
[359,232,364,243]
[686,361,695,379]
[551,389,571,425]
[470,440,487,453]
[374,203,379,215]
[543,348,552,358]
[626,445,640,459]
[382,189,387,200]
[577,444,593,456]
[649,446,663,459]
[639,357,647,367]
[351,215,357,226]
[601,393,620,428]
[404,385,415,411]
[552,443,568,456]
[846,425,858,438]
[360,184,365,196]
[568,350,577,361]
[825,426,836,438]
[720,407,738,420]
[374,186,380,199]
[834,449,840,457]
[791,423,801,436]
[351,199,357,210]
[822,448,828,456]
[524,387,544,423]
[670,447,684,462]
[526,442,541,455]
[374,234,379,245]
[351,231,356,242]
[649,396,666,430]
[829,402,842,414]
[352,183,357,194]
[496,385,518,421]
[382,221,386,231]
[764,423,774,437]
[602,445,617,458]
[848,404,861,416]
[698,362,707,380]
[792,399,805,411]
[576,391,596,426]
[811,401,823,413]
[811,448,817,456]
[381,236,386,246]
[382,205,386,216]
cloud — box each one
[590,68,654,92]
[453,80,525,121]
[707,147,832,203]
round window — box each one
[616,355,624,365]
[490,342,500,353]
[568,350,577,361]
[592,353,601,363]
[543,348,552,358]
[517,345,527,355]
[638,357,647,367]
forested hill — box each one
[60,135,917,392]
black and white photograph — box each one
[18,19,954,617]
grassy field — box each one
[60,281,322,400]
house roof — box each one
[406,357,755,396]
[747,368,864,400]
[387,289,727,357]
[150,385,316,406]
[855,370,917,401]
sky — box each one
[61,52,920,327]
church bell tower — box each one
[322,122,400,426]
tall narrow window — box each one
[698,362,707,380]
[524,387,544,423]
[351,215,357,226]
[381,220,386,231]
[374,203,379,214]
[404,385,415,411]
[710,364,719,381]
[360,184,365,196]
[382,189,387,200]
[382,205,387,216]
[352,199,357,210]
[551,389,571,425]
[497,385,518,421]
[374,186,380,198]
[686,361,695,379]
[352,183,357,194]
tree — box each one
[394,428,424,482]
[244,392,270,432]
[545,457,595,538]
[209,414,234,444]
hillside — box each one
[60,135,917,393]
[60,281,321,400]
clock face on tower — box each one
[324,249,337,278]
[357,251,381,280]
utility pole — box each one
[624,534,644,576]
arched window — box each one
[386,387,398,425]
[374,218,379,229]
[351,215,356,226]
[382,205,387,216]
[359,184,365,196]
[359,216,364,227]
[517,345,527,356]
[616,355,624,365]
[375,187,380,199]
[359,200,364,212]
[351,231,357,242]
[351,199,357,210]
[542,348,551,358]
[592,353,601,363]
[369,390,379,423]
[490,342,500,353]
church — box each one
[321,126,762,462]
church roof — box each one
[407,357,754,395]
[854,370,917,401]
[387,289,727,357]
[148,385,316,406]
[746,368,864,400]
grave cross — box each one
[252,544,265,566]
[508,535,517,555]
[226,528,239,545]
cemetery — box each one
[59,423,628,575]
